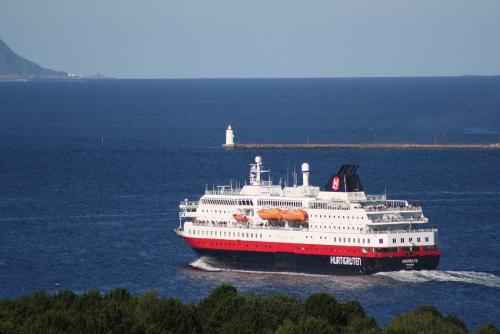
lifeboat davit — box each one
[233,214,249,222]
[257,208,281,220]
[281,209,308,222]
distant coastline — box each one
[0,37,108,81]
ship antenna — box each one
[293,165,297,187]
[286,164,289,187]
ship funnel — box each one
[301,162,310,186]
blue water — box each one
[1,78,499,330]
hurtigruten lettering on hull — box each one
[330,256,362,266]
[176,138,440,275]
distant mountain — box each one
[0,38,68,79]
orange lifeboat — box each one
[257,208,281,220]
[233,214,249,222]
[281,209,308,222]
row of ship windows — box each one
[201,198,254,206]
[202,198,306,208]
[188,229,264,239]
[257,199,302,207]
[393,237,429,243]
[200,209,232,214]
[311,215,364,220]
[187,229,406,247]
[189,228,371,245]
[309,202,349,210]
[306,235,372,244]
[312,225,363,231]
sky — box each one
[1,0,499,78]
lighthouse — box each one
[223,123,235,148]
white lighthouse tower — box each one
[223,123,235,148]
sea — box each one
[0,77,499,330]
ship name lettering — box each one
[330,256,361,266]
[402,259,419,264]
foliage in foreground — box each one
[0,285,498,334]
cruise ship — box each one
[175,156,440,275]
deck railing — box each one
[204,189,242,195]
[364,204,421,213]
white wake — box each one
[376,270,500,288]
[190,258,223,272]
[190,258,500,289]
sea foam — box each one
[376,270,500,288]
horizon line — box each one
[95,73,500,80]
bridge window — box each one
[417,237,421,242]
[379,239,383,244]
[400,238,404,243]
[393,238,396,243]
